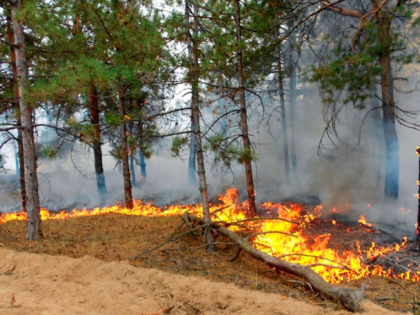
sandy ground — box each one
[0,247,406,315]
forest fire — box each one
[0,189,419,285]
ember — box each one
[1,189,419,284]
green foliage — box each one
[170,136,188,157]
[208,134,225,151]
[105,113,121,128]
[309,4,416,108]
[110,145,123,161]
[139,143,153,159]
[127,136,137,150]
[207,134,258,167]
[237,149,258,164]
[309,53,381,107]
[41,145,59,160]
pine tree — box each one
[310,1,419,200]
[11,0,42,240]
[185,0,215,250]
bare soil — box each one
[0,213,419,314]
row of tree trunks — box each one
[185,0,214,250]
[12,0,42,240]
[234,0,257,218]
[186,214,365,312]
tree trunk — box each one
[378,15,399,200]
[188,119,196,186]
[368,95,386,188]
[234,0,257,217]
[139,148,146,179]
[7,6,26,212]
[186,0,215,250]
[17,126,26,212]
[12,0,42,240]
[277,48,290,185]
[129,125,136,186]
[89,84,107,195]
[416,146,420,249]
[118,86,133,209]
[288,39,297,175]
[137,118,147,180]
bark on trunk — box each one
[187,214,365,312]
[234,0,257,218]
[416,146,420,249]
[139,148,146,178]
[129,125,136,186]
[217,73,228,153]
[138,118,147,180]
[188,119,196,186]
[7,6,26,212]
[186,0,215,250]
[288,39,297,175]
[277,49,291,185]
[17,126,26,212]
[12,0,42,240]
[89,84,107,195]
[369,95,386,187]
[378,15,399,200]
[118,87,133,209]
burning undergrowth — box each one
[1,189,419,283]
[0,189,419,312]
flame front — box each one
[1,188,418,284]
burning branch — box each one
[276,253,357,273]
[186,214,365,312]
[358,214,375,233]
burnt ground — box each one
[0,208,419,314]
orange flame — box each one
[0,188,418,284]
[358,214,373,228]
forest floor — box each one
[0,212,419,314]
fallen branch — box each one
[247,230,298,239]
[129,222,209,261]
[187,214,365,312]
[277,253,357,273]
[217,217,299,226]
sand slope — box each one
[0,247,404,315]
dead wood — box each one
[129,222,209,261]
[186,214,365,312]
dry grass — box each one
[0,213,419,313]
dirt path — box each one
[0,247,405,315]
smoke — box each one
[247,80,420,239]
[1,83,419,241]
